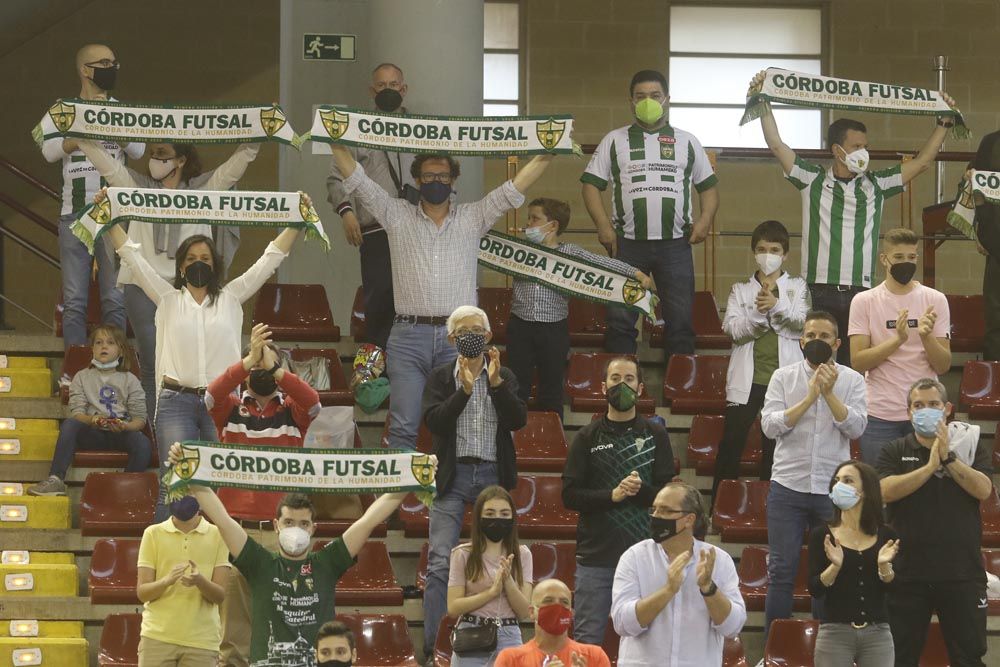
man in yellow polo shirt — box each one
[136,494,231,666]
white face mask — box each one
[524,221,553,244]
[839,146,869,175]
[277,526,311,557]
[149,157,177,181]
[755,252,783,276]
[91,357,120,370]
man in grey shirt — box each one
[327,62,414,350]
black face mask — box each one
[802,339,834,365]
[374,88,403,112]
[480,517,514,543]
[169,495,200,521]
[183,261,213,288]
[420,181,452,205]
[248,369,277,396]
[650,516,682,542]
[889,261,917,285]
[90,66,117,91]
[317,660,352,667]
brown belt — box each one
[162,379,207,397]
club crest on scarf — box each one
[410,454,435,487]
[320,109,350,140]
[536,118,566,151]
[260,105,288,137]
[48,101,76,133]
[621,278,645,306]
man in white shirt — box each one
[39,43,144,352]
[611,481,745,666]
[760,310,867,642]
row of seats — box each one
[765,619,950,666]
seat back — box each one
[565,353,655,413]
[61,344,142,404]
[80,472,158,536]
[737,545,810,612]
[763,618,818,664]
[252,283,340,342]
[97,612,142,666]
[687,414,762,476]
[959,360,1000,418]
[723,635,748,667]
[415,542,430,591]
[336,613,420,666]
[512,411,568,471]
[89,539,140,604]
[509,474,579,538]
[568,299,607,346]
[350,285,367,341]
[529,542,576,590]
[432,615,456,667]
[662,354,728,414]
[601,623,620,666]
[477,287,512,344]
[692,291,730,349]
[288,347,353,406]
[947,294,984,352]
[712,480,769,543]
[981,485,1000,547]
[332,541,402,606]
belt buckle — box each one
[851,622,869,629]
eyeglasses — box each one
[454,327,487,337]
[648,506,687,518]
[419,173,452,184]
[85,59,119,70]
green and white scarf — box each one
[947,171,978,240]
[309,107,575,156]
[165,441,436,498]
[72,187,330,252]
[741,68,968,139]
[478,230,659,320]
[32,99,303,148]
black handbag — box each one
[450,619,499,656]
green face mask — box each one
[634,98,664,125]
[606,382,637,411]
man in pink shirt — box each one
[849,228,951,464]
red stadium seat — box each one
[252,283,341,342]
[959,360,1000,419]
[432,615,457,667]
[662,354,727,414]
[513,411,568,472]
[947,294,985,353]
[529,542,576,590]
[217,489,385,538]
[994,426,999,471]
[60,344,141,404]
[288,348,353,406]
[80,472,157,536]
[601,624,620,666]
[712,480,769,543]
[644,292,731,350]
[568,299,607,346]
[98,612,141,666]
[329,541,402,606]
[686,414,762,476]
[765,618,949,666]
[981,549,1000,615]
[737,545,810,612]
[380,414,433,454]
[90,539,140,604]
[478,287,512,345]
[336,613,420,667]
[55,281,133,339]
[723,636,749,667]
[415,542,429,592]
[350,285,366,342]
[981,485,1000,548]
[565,353,655,413]
[316,494,385,538]
[398,494,470,539]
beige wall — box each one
[483,0,994,301]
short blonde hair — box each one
[447,305,491,335]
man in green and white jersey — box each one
[752,70,955,366]
[582,69,719,361]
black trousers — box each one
[887,579,988,666]
[711,383,775,502]
[506,315,569,420]
[359,227,395,350]
[985,254,1000,361]
[808,283,866,368]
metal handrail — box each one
[0,192,58,236]
[0,224,59,268]
[0,293,54,332]
[0,154,59,202]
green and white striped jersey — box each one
[581,123,717,241]
[786,156,904,288]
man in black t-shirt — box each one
[877,378,994,667]
[561,357,675,645]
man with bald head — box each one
[495,578,610,667]
[327,62,413,351]
[39,44,144,355]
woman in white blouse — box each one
[77,139,259,422]
[100,210,301,520]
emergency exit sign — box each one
[303,34,357,61]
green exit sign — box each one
[303,34,357,61]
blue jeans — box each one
[154,388,218,522]
[573,563,616,645]
[124,285,158,425]
[606,237,694,360]
[386,322,458,450]
[50,418,152,478]
[859,416,912,466]
[450,622,522,667]
[765,482,833,640]
[423,461,499,652]
[58,212,126,348]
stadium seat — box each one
[947,294,984,353]
[330,541,403,606]
[982,549,1000,615]
[737,545,810,612]
[568,299,607,346]
[55,280,133,338]
[89,538,140,604]
[662,354,728,414]
[478,286,512,345]
[959,360,1000,419]
[60,344,141,404]
[316,494,385,538]
[399,494,469,539]
[565,353,655,413]
[80,472,157,536]
[415,542,429,592]
[764,618,949,666]
[98,612,141,666]
[981,485,1000,548]
[289,348,353,406]
[645,292,731,350]
[686,414,762,476]
[252,283,341,342]
[723,636,749,667]
[380,415,433,454]
[510,475,578,538]
[218,488,287,523]
[712,480,769,543]
[431,616,456,667]
[601,624,620,666]
[529,542,576,590]
[336,613,420,667]
[350,285,366,342]
[513,411,568,472]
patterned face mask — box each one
[455,332,486,359]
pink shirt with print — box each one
[448,544,533,619]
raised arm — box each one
[341,491,406,558]
[900,96,955,184]
[170,442,249,558]
[759,105,797,175]
[511,154,554,194]
[76,139,138,187]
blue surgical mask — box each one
[911,407,944,437]
[92,357,120,370]
[829,481,860,510]
[525,221,553,244]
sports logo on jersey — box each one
[410,454,435,486]
[536,118,566,151]
[320,109,350,140]
[622,279,646,306]
[260,105,287,137]
[48,101,76,133]
[659,142,675,160]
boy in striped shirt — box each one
[751,70,955,366]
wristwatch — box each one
[937,117,955,128]
[941,452,957,466]
[699,582,718,597]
